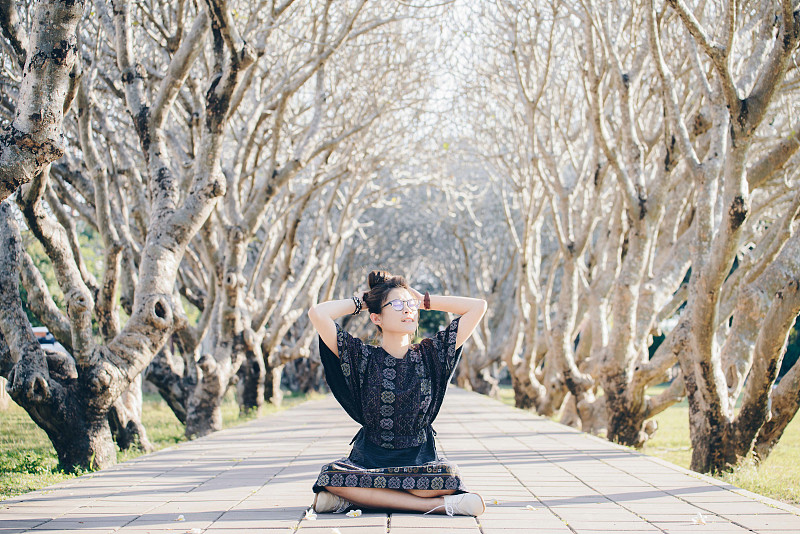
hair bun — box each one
[368,270,392,289]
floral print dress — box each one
[313,317,466,494]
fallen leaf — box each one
[346,509,362,517]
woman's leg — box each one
[406,489,456,498]
[326,486,454,514]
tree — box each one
[143,0,450,437]
[452,0,800,470]
[0,0,252,470]
[650,0,800,471]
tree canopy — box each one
[1,0,799,475]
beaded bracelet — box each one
[352,296,362,315]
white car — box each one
[31,326,68,353]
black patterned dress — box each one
[313,317,467,494]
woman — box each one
[307,270,487,516]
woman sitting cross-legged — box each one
[306,270,488,516]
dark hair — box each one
[362,270,409,332]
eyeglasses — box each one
[382,299,421,311]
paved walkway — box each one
[1,388,799,533]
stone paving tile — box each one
[137,502,238,515]
[669,493,758,503]
[479,517,568,529]
[653,523,751,533]
[0,522,47,530]
[566,520,662,531]
[300,528,388,533]
[51,513,141,524]
[1,498,84,510]
[723,513,800,531]
[29,521,124,531]
[555,509,643,521]
[636,513,721,523]
[0,511,61,521]
[388,529,478,534]
[203,518,300,530]
[698,501,794,515]
[299,514,388,530]
[2,388,800,533]
[387,513,477,528]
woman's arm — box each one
[307,299,357,357]
[410,290,487,348]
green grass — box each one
[498,384,800,504]
[498,384,516,407]
[0,404,65,500]
[0,390,318,501]
[639,388,692,467]
[642,387,800,504]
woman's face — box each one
[372,287,418,335]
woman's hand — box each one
[420,294,487,348]
[408,286,425,302]
[308,298,359,357]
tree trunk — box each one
[599,181,653,446]
[501,312,545,410]
[559,393,580,428]
[724,247,800,463]
[754,356,800,460]
[144,347,189,424]
[183,225,253,432]
[537,353,568,416]
[237,346,265,414]
[108,374,153,452]
[263,361,285,407]
[0,377,9,410]
[1,202,116,471]
[49,406,117,471]
[509,370,537,410]
[287,356,322,394]
[548,261,593,400]
[577,391,608,436]
[1,342,118,470]
[469,369,500,398]
[456,350,499,398]
[185,353,230,438]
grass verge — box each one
[498,384,800,504]
[641,392,800,504]
[0,390,318,501]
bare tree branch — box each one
[0,0,29,67]
[0,0,84,203]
